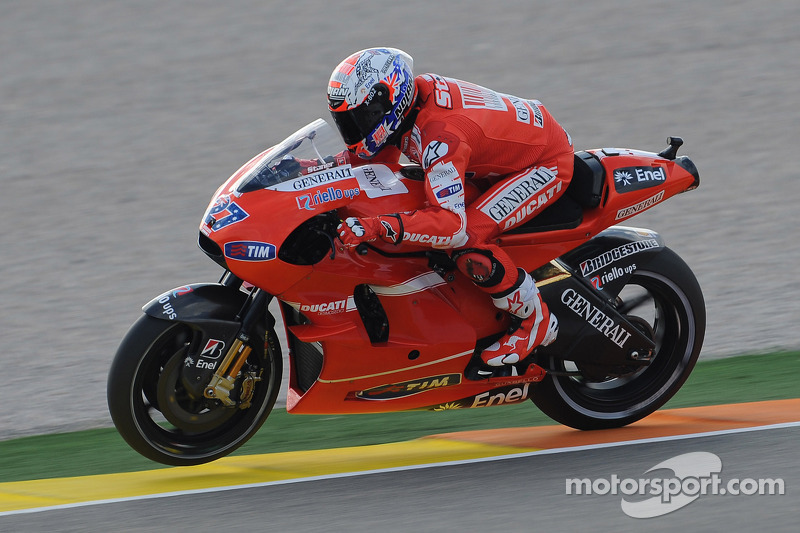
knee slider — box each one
[452,248,506,287]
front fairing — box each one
[198,119,426,295]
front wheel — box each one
[107,314,281,465]
[531,247,705,429]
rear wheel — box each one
[107,314,281,465]
[532,248,705,429]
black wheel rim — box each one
[549,270,697,418]
[128,323,275,460]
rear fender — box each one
[557,226,666,297]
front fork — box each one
[203,274,272,408]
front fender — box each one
[143,283,249,327]
[142,283,254,398]
[558,226,666,296]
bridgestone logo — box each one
[580,239,660,276]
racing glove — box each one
[337,215,403,248]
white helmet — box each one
[327,47,416,158]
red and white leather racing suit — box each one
[347,74,574,366]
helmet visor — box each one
[330,107,366,146]
[330,87,391,146]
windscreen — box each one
[234,119,350,193]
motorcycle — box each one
[107,118,704,466]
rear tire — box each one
[531,247,705,429]
[107,314,281,465]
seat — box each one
[569,151,605,208]
[505,151,606,234]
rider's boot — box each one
[479,269,558,374]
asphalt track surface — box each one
[1,399,798,531]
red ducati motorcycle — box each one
[107,119,704,465]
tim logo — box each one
[224,241,276,261]
[200,339,226,359]
[355,374,461,400]
[436,183,463,198]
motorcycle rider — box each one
[330,47,571,375]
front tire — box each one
[532,247,705,429]
[107,314,281,465]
